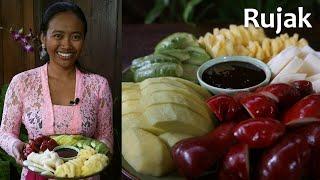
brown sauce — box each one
[202,61,266,89]
[56,148,78,158]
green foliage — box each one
[145,0,170,24]
[0,84,8,121]
[0,160,10,180]
[145,0,319,24]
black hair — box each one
[40,1,88,72]
[40,1,87,36]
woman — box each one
[0,2,113,179]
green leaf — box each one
[0,84,9,122]
[194,2,215,22]
[144,0,170,24]
[0,160,10,179]
[19,124,28,143]
[183,0,203,23]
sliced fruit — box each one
[258,134,311,180]
[122,128,174,176]
[122,113,164,135]
[291,80,313,98]
[283,94,320,126]
[181,63,199,82]
[142,77,211,99]
[141,90,211,120]
[312,79,320,93]
[233,118,285,148]
[140,79,205,101]
[271,73,307,84]
[306,73,320,82]
[159,132,192,148]
[122,82,139,91]
[122,100,141,115]
[122,89,140,102]
[257,83,300,109]
[272,56,304,83]
[267,46,301,77]
[207,95,243,122]
[240,94,278,118]
[221,144,249,180]
[299,53,320,76]
[172,122,236,179]
[294,122,320,148]
[144,104,213,136]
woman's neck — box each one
[47,61,76,80]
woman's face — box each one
[41,11,85,68]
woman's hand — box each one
[12,141,25,166]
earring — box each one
[40,44,47,60]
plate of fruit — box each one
[121,24,320,179]
[22,135,111,179]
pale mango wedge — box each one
[122,89,140,102]
[122,100,141,115]
[122,82,139,91]
[122,128,174,176]
[122,113,165,135]
[159,132,192,148]
[144,104,213,136]
[140,78,204,100]
[141,83,205,105]
[140,77,211,99]
[140,90,211,120]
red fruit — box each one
[28,139,39,152]
[233,92,252,102]
[22,144,33,160]
[46,139,58,151]
[233,118,285,148]
[258,134,311,180]
[240,94,278,118]
[172,122,237,179]
[221,144,249,180]
[257,83,300,109]
[294,123,320,179]
[39,141,49,152]
[207,95,243,122]
[34,135,50,145]
[283,94,320,126]
[291,80,313,98]
[294,122,320,147]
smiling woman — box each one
[0,1,117,179]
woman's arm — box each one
[0,75,24,157]
[94,78,113,153]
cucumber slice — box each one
[155,32,198,50]
[155,49,190,62]
[134,62,183,82]
[131,54,179,71]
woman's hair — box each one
[40,1,87,36]
[40,1,88,72]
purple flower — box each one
[23,43,34,52]
[25,33,32,40]
[7,27,39,53]
[20,36,28,44]
[11,31,21,41]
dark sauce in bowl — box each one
[55,148,78,158]
[202,61,266,89]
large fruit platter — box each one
[22,135,110,179]
[122,24,320,180]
